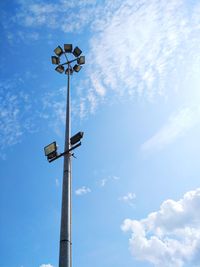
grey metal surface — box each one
[59,69,72,267]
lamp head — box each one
[73,64,82,72]
[65,67,73,75]
[55,65,64,73]
[54,46,63,56]
[44,141,58,161]
[73,46,82,57]
[77,56,85,65]
[51,56,60,65]
[70,132,84,145]
[64,44,73,53]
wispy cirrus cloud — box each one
[39,264,54,267]
[122,188,200,267]
[141,107,200,152]
[119,192,136,206]
[0,76,36,152]
[8,0,200,103]
[86,0,193,99]
[75,186,91,196]
[55,178,60,188]
[99,175,120,187]
[72,0,200,117]
[40,87,67,135]
[11,0,100,34]
[2,0,200,150]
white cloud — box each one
[86,0,188,100]
[112,175,120,180]
[76,0,200,116]
[6,30,39,44]
[40,264,54,267]
[100,179,107,187]
[119,192,136,206]
[2,0,200,148]
[121,188,200,267]
[3,0,200,120]
[14,0,99,33]
[99,175,120,187]
[75,186,91,196]
[40,87,67,135]
[0,77,36,152]
[55,178,60,188]
[141,107,200,151]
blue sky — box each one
[1,0,200,267]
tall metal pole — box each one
[59,65,72,267]
[47,44,85,267]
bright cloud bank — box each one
[122,188,200,267]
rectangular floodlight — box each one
[64,44,73,53]
[73,64,82,72]
[77,56,85,65]
[51,56,60,65]
[55,65,64,73]
[54,46,63,56]
[44,142,57,156]
[65,67,73,75]
[73,46,82,57]
[70,132,84,145]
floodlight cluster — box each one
[51,44,85,74]
[44,132,84,162]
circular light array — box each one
[51,44,85,74]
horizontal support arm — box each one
[61,58,78,66]
[48,142,81,163]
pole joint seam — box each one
[60,239,72,245]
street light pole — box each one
[44,44,85,267]
[59,65,72,267]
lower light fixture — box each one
[65,66,73,75]
[70,132,84,145]
[44,141,58,161]
[73,64,82,72]
[77,56,85,65]
[51,56,60,65]
[55,65,64,73]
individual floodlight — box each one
[44,141,58,161]
[51,56,60,65]
[73,64,82,72]
[65,67,73,75]
[70,132,84,145]
[77,56,85,65]
[64,44,73,53]
[44,142,57,156]
[73,46,82,57]
[55,65,64,73]
[54,46,63,56]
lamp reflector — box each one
[73,64,82,72]
[70,132,84,145]
[73,46,82,57]
[54,46,63,56]
[44,142,57,156]
[51,56,60,65]
[55,65,64,73]
[77,56,85,65]
[64,44,73,53]
[65,67,73,75]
